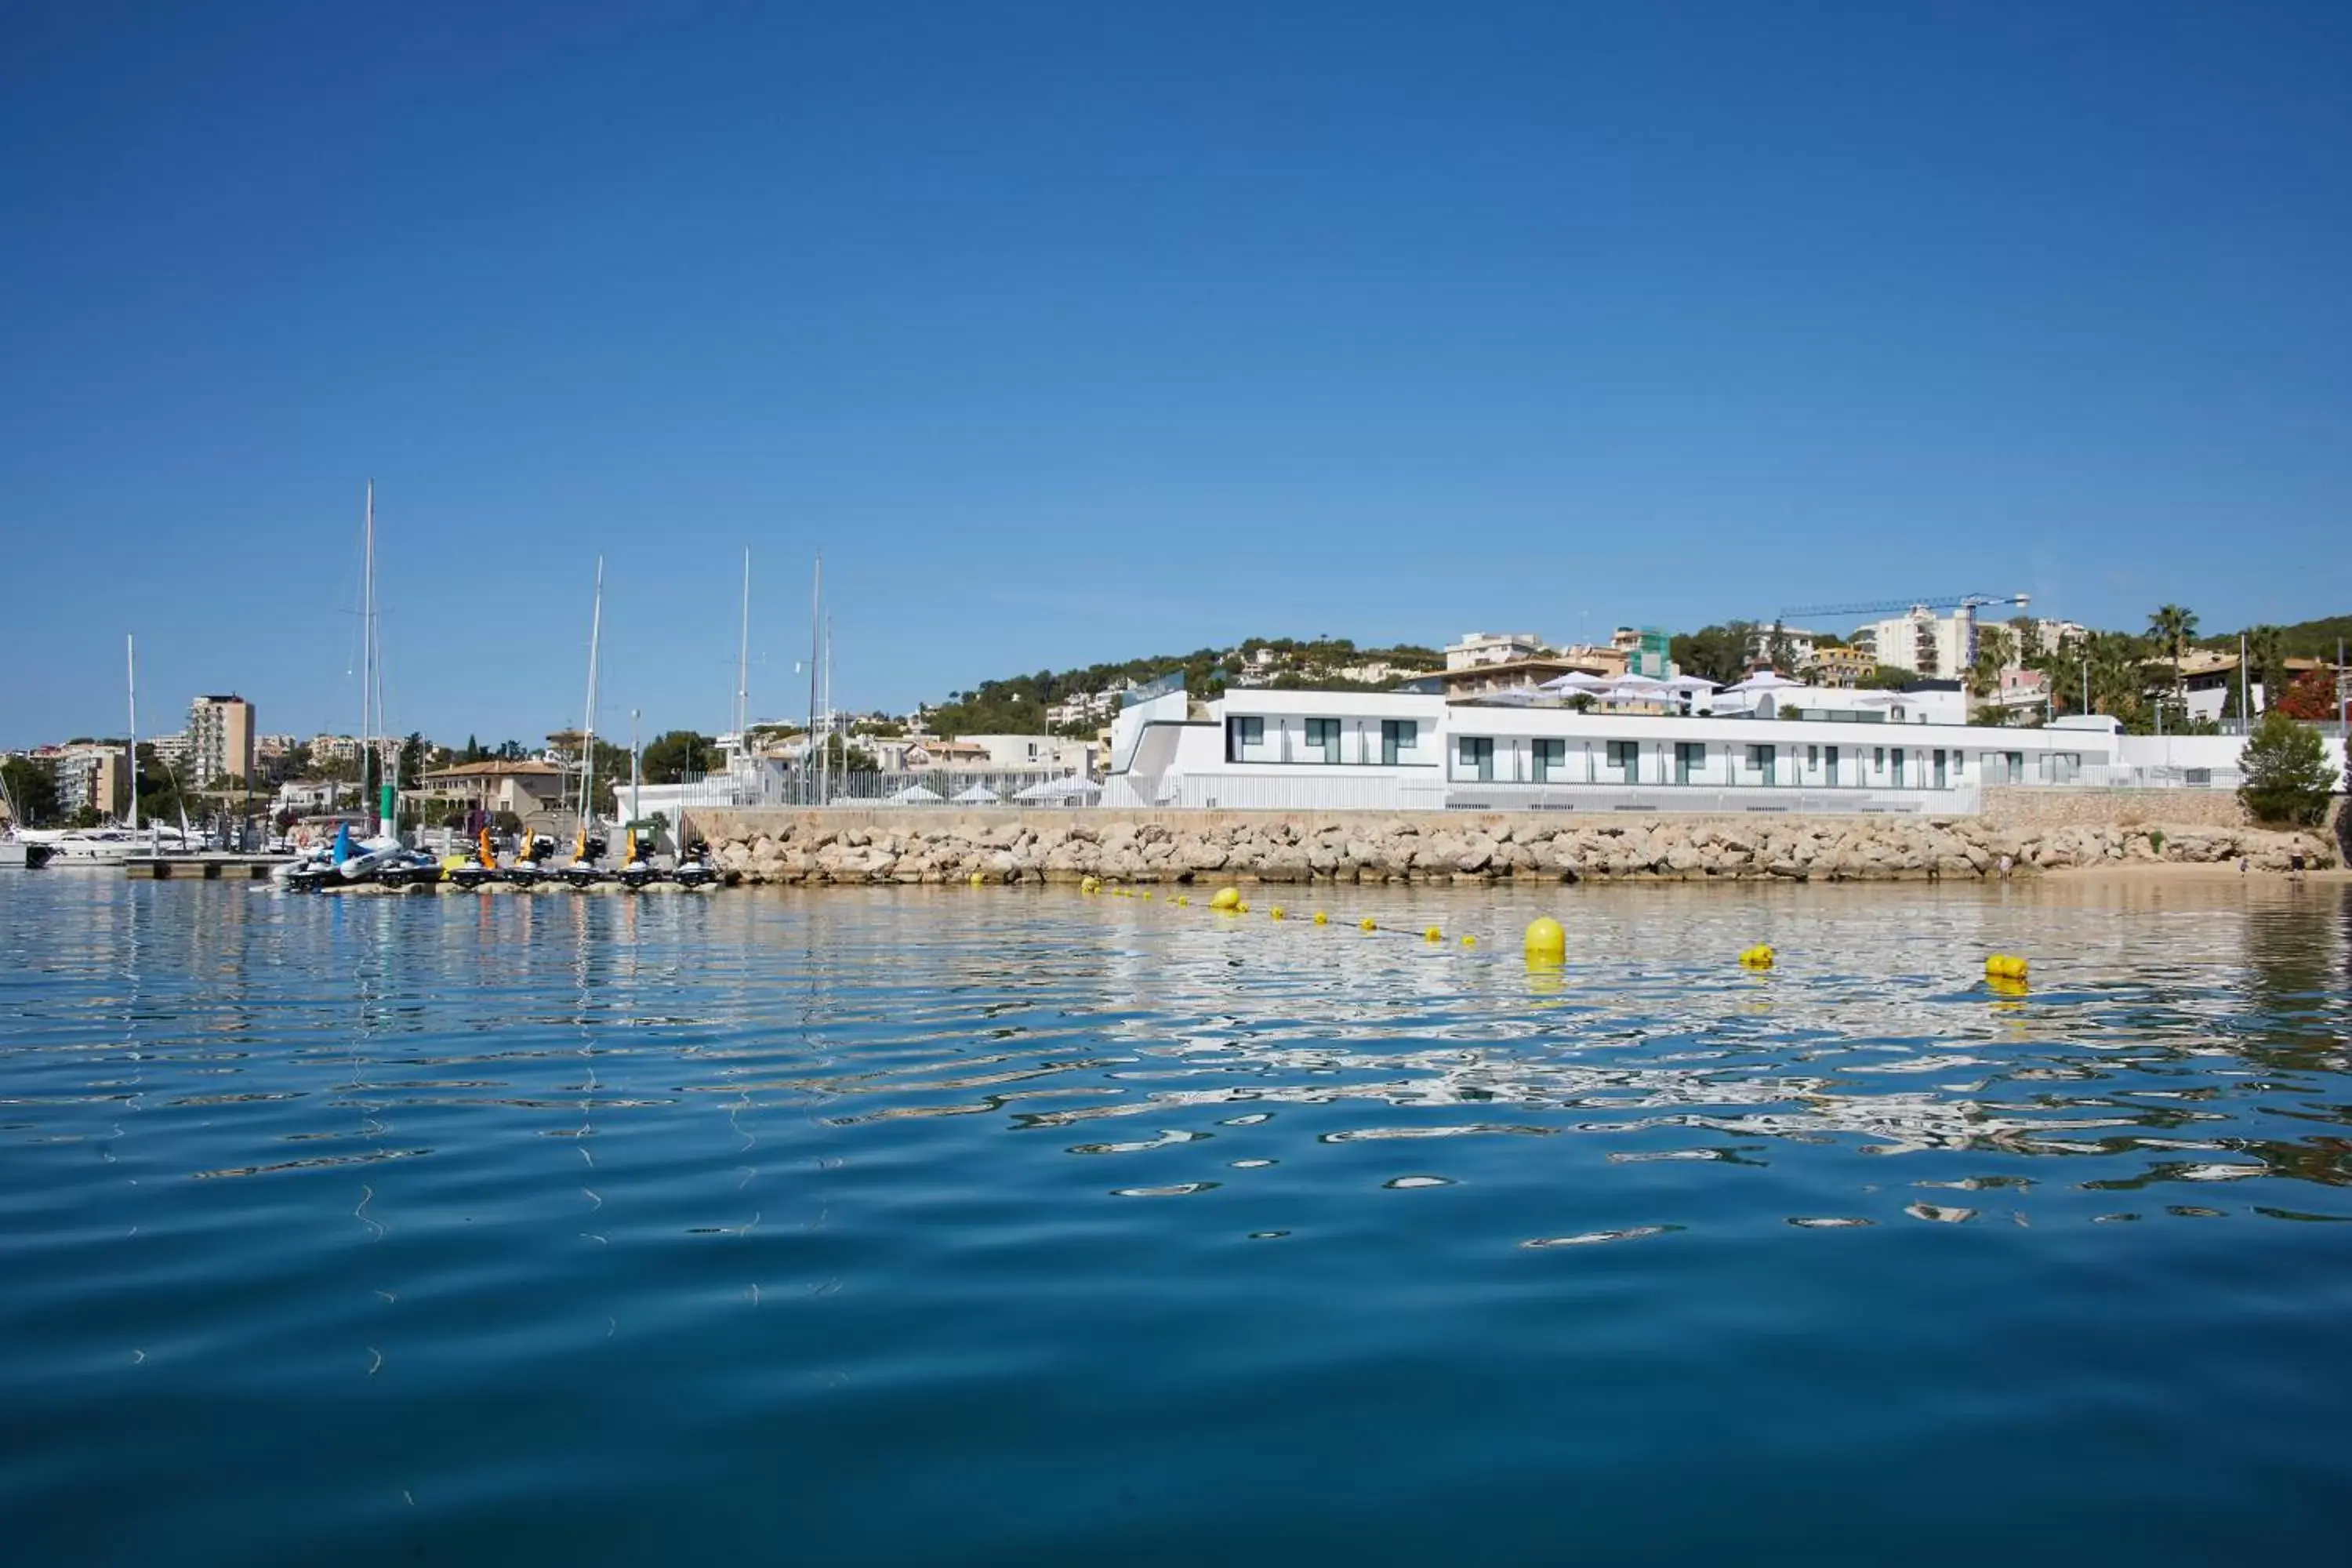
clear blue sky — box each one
[5,2,2348,748]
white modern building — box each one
[1444,632,1546,671]
[1105,681,2343,814]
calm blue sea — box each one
[3,873,2350,1564]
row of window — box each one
[1229,717,1419,765]
[1453,739,2083,786]
[1226,717,2084,786]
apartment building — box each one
[55,743,127,819]
[187,695,256,789]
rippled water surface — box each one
[5,873,2351,1563]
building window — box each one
[2005,752,2024,786]
[1824,744,1840,784]
[1381,720,1417,765]
[1457,737,1494,782]
[1606,740,1641,782]
[1532,738,1566,782]
[1873,746,1886,773]
[1226,716,1263,763]
[1305,717,1341,764]
[1675,742,1705,785]
[1748,743,1777,786]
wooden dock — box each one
[125,855,293,880]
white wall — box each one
[1102,684,2350,810]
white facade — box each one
[1444,632,1544,671]
[1105,685,2200,813]
[1855,611,1973,678]
[954,734,1096,773]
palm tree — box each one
[2246,623,2286,714]
[1967,625,2016,702]
[2147,604,2198,698]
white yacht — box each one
[18,826,198,866]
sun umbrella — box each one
[1722,671,1806,693]
[889,783,944,804]
[1539,671,1613,694]
[951,784,1000,804]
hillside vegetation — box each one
[2198,614,2352,659]
[921,637,1441,736]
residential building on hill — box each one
[1854,609,1973,678]
[415,759,572,825]
[187,695,256,789]
[1444,632,1545,671]
[1812,645,1878,686]
[55,744,127,820]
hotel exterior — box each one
[1103,681,2333,814]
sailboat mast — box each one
[821,615,834,804]
[579,556,604,827]
[806,555,822,804]
[735,548,752,742]
[360,481,376,831]
[125,633,138,829]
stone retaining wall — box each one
[684,808,2336,885]
[1982,786,2250,831]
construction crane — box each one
[1778,592,2031,622]
[1764,593,2032,681]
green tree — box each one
[2147,604,2198,697]
[2238,712,2332,826]
[641,730,720,784]
[1668,622,1755,686]
[396,731,429,789]
[1969,625,2017,699]
[1,756,60,825]
[132,742,186,826]
[1857,665,1915,691]
[2245,625,2287,712]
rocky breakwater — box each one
[695,811,2338,886]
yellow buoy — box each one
[1140,891,1152,901]
[1269,906,1286,920]
[1235,902,1250,914]
[1424,926,1443,942]
[1312,911,1328,925]
[969,872,986,887]
[1175,895,1189,906]
[1985,954,2029,980]
[1740,944,1775,968]
[1210,886,1241,911]
[1360,918,1377,932]
[1080,876,1101,895]
[1461,935,1476,947]
[1525,916,1566,963]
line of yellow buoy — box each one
[1052,877,2027,991]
